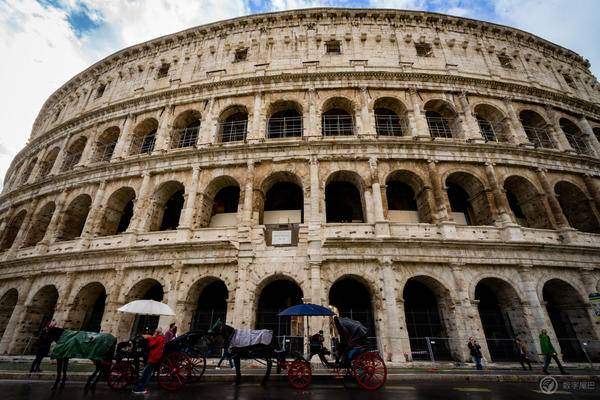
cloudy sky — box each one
[0,0,598,186]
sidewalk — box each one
[1,356,598,384]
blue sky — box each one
[0,0,598,186]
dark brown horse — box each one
[209,321,285,386]
[46,327,116,393]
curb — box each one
[2,371,599,384]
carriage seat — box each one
[229,329,273,348]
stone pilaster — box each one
[177,166,201,239]
[152,106,175,154]
[358,86,375,136]
[458,92,482,141]
[369,157,389,236]
[37,192,67,250]
[111,114,134,160]
[409,89,429,138]
[502,98,530,145]
[0,277,33,354]
[380,260,404,362]
[127,172,153,233]
[579,116,600,157]
[518,266,551,360]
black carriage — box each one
[107,331,209,391]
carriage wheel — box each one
[107,361,136,390]
[183,355,206,383]
[353,352,387,391]
[157,352,188,391]
[287,360,312,390]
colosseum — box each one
[0,7,599,365]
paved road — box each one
[2,379,599,400]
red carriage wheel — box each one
[287,359,312,390]
[107,361,136,390]
[157,352,188,391]
[353,352,387,391]
[183,356,206,383]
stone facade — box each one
[0,8,599,364]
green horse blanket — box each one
[50,330,116,361]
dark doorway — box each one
[325,182,364,222]
[133,283,164,336]
[191,280,228,332]
[403,279,452,361]
[475,282,515,361]
[159,189,185,230]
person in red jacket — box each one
[133,328,165,394]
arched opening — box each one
[555,181,600,233]
[61,137,87,171]
[322,97,354,136]
[218,106,248,143]
[126,279,164,337]
[37,147,59,179]
[202,178,240,228]
[98,187,136,236]
[256,279,303,350]
[57,194,92,241]
[519,110,554,149]
[149,181,185,231]
[129,118,158,155]
[0,210,27,251]
[19,157,37,184]
[373,97,408,137]
[475,278,531,362]
[18,285,58,354]
[503,176,552,229]
[267,101,303,138]
[424,100,458,139]
[329,277,376,348]
[543,279,596,362]
[560,118,591,155]
[0,289,18,342]
[403,277,456,361]
[261,173,304,225]
[325,171,365,223]
[189,279,228,332]
[67,282,106,332]
[474,104,510,142]
[446,172,493,226]
[93,127,120,162]
[385,170,432,223]
[22,202,55,247]
[171,110,201,149]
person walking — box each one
[539,329,567,375]
[215,343,234,369]
[468,337,483,370]
[164,323,177,342]
[515,337,532,370]
[133,328,165,394]
[30,327,51,373]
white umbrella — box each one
[118,299,175,316]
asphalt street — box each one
[2,379,600,400]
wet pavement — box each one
[2,379,600,400]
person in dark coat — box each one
[468,337,483,370]
[515,337,532,370]
[30,327,51,373]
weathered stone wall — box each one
[0,8,599,363]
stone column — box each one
[583,174,600,212]
[307,156,322,253]
[484,163,512,224]
[536,169,569,229]
[26,148,47,184]
[48,139,68,176]
[0,277,33,354]
[52,273,76,326]
[103,268,126,337]
[112,115,135,160]
[77,132,97,167]
[427,160,449,222]
[451,264,485,362]
[545,106,573,152]
[159,262,183,329]
[503,98,530,145]
[248,92,264,143]
[458,92,482,141]
[380,260,404,362]
[518,267,551,360]
[152,106,174,154]
[198,98,216,146]
[409,89,429,138]
[579,116,600,157]
[306,88,319,138]
[127,172,154,234]
[177,166,200,239]
[241,161,255,225]
[81,180,108,241]
[358,86,375,137]
[579,269,600,340]
[369,157,389,236]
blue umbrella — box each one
[278,303,335,317]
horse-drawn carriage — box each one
[107,330,208,391]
